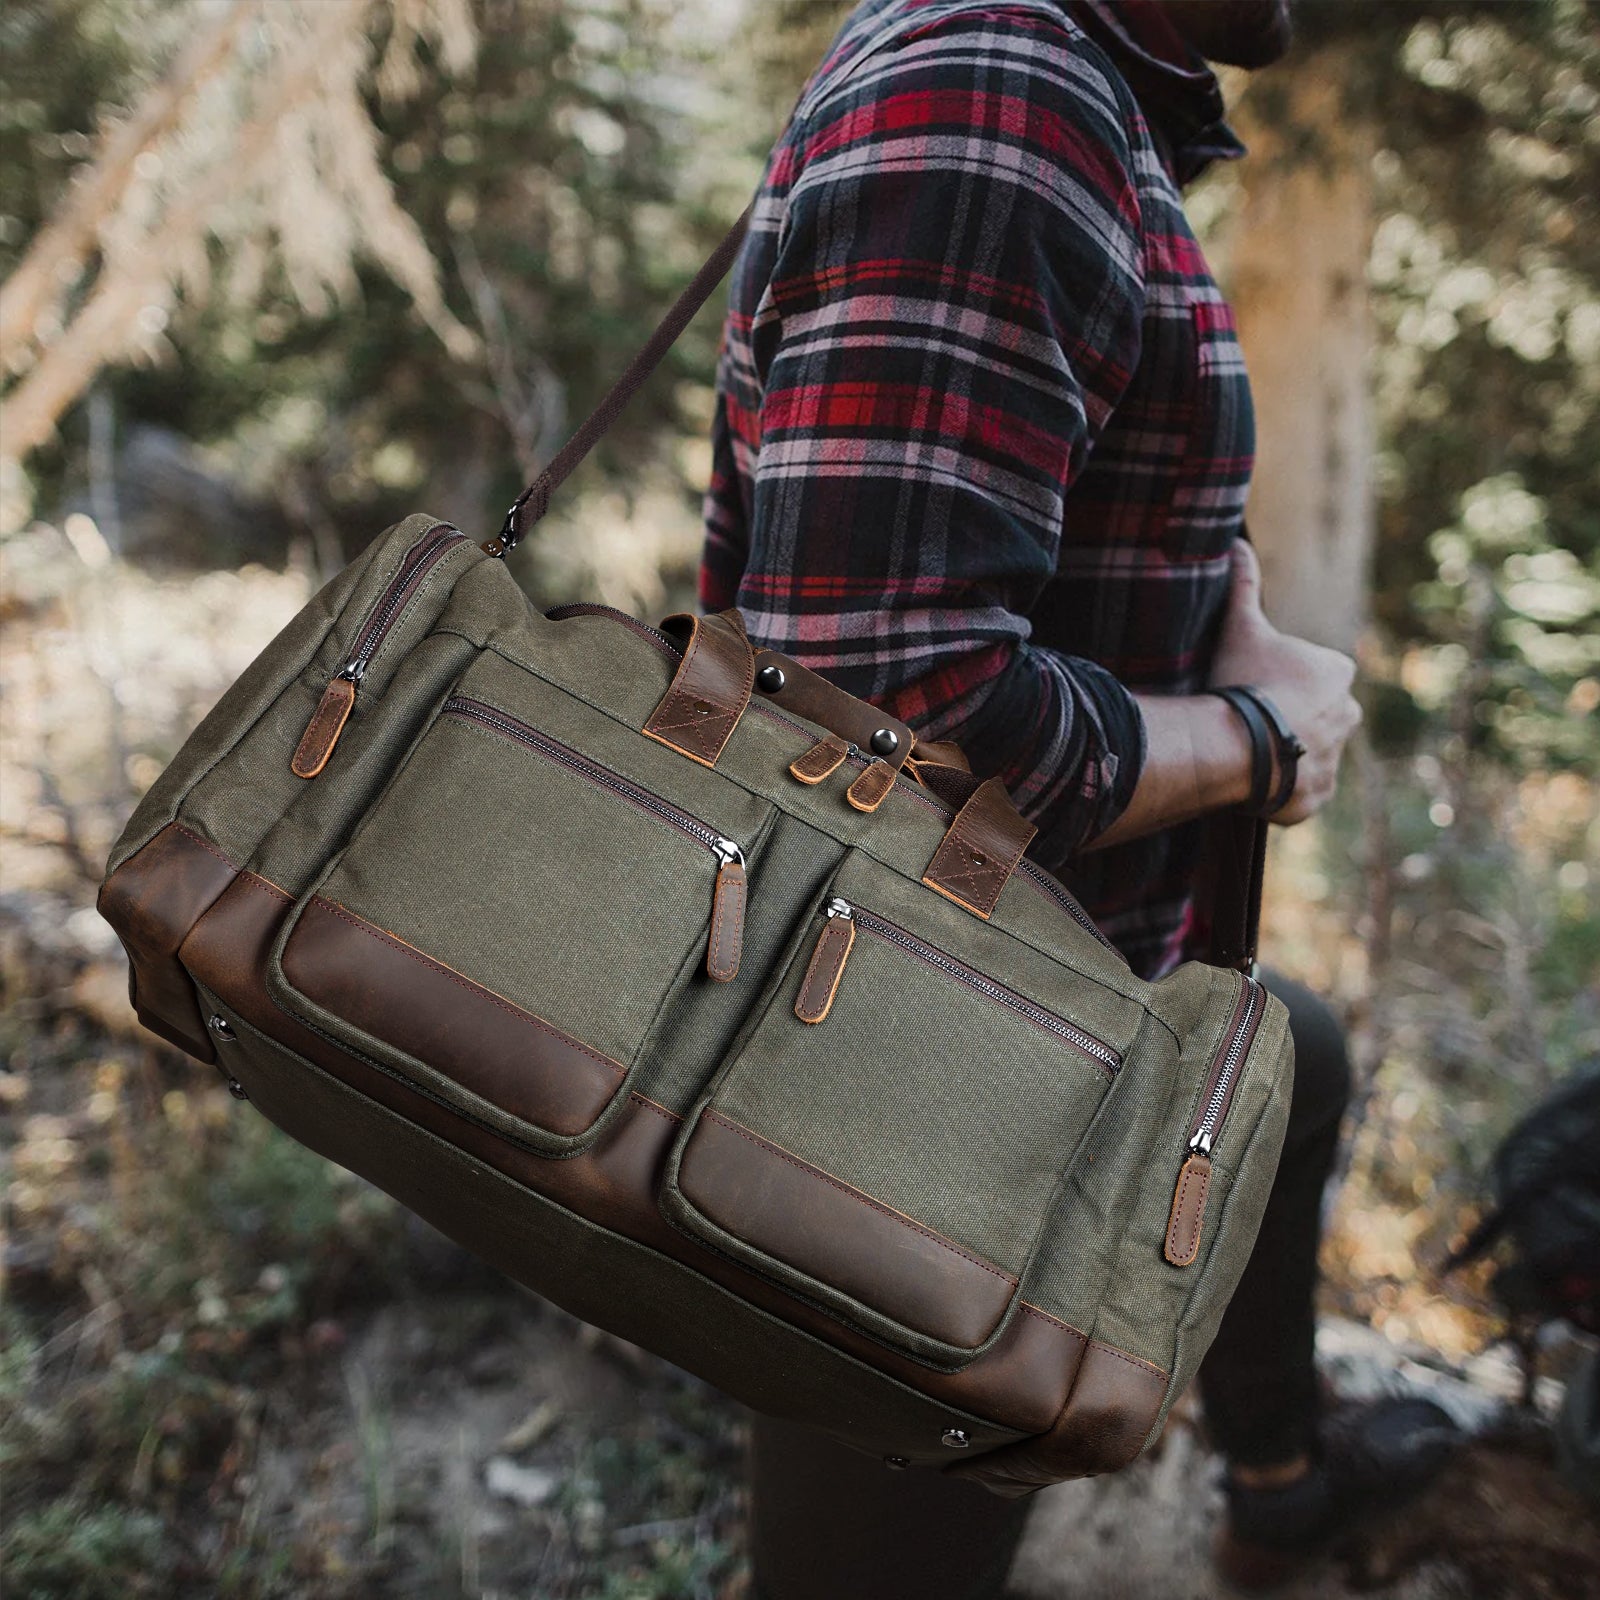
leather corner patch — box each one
[642,612,753,768]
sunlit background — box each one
[2,2,1597,1596]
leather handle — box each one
[1202,811,1267,974]
[922,776,1038,921]
[642,609,756,769]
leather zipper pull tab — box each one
[846,759,896,812]
[795,899,856,1023]
[291,670,359,779]
[1164,1152,1212,1267]
[705,843,747,983]
[789,735,850,786]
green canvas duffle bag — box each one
[97,209,1293,1496]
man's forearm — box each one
[1084,694,1254,850]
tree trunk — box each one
[1229,51,1376,653]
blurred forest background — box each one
[1,1,1597,1596]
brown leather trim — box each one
[793,915,855,1024]
[642,610,753,768]
[945,1337,1169,1494]
[280,895,624,1138]
[1164,1152,1211,1268]
[751,648,913,774]
[845,760,897,813]
[290,675,356,778]
[179,870,1087,1439]
[96,822,240,1062]
[705,860,746,984]
[678,1111,1017,1352]
[921,776,1037,921]
[788,735,851,786]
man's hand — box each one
[1209,541,1361,825]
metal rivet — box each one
[884,1455,911,1470]
[970,852,986,868]
[692,698,714,717]
[869,728,899,757]
[207,1014,237,1042]
[756,664,786,694]
[940,1428,971,1450]
[226,1078,250,1101]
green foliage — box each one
[2,1498,172,1600]
[1361,3,1600,774]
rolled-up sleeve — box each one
[705,10,1149,855]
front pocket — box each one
[663,851,1135,1367]
[269,666,774,1155]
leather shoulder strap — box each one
[485,208,752,556]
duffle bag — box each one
[97,209,1293,1496]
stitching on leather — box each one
[170,824,240,873]
[1166,1162,1208,1265]
[796,920,851,1020]
[707,872,744,980]
[1165,1165,1197,1262]
[846,762,895,812]
[291,682,353,773]
[1018,1303,1088,1342]
[236,870,293,905]
[648,690,736,760]
[1086,1340,1168,1380]
[628,1091,682,1124]
[700,1110,1018,1288]
[308,898,624,1080]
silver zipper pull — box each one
[825,897,853,920]
[712,838,745,869]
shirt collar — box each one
[1061,1,1246,185]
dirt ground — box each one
[202,1248,1600,1600]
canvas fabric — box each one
[102,508,1293,1478]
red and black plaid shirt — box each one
[701,0,1254,978]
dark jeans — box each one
[748,969,1352,1600]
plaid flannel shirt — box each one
[701,0,1254,978]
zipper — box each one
[1017,862,1119,954]
[443,695,748,982]
[291,524,469,779]
[1186,974,1264,1156]
[799,897,1121,1077]
[1165,973,1266,1267]
[545,602,680,660]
